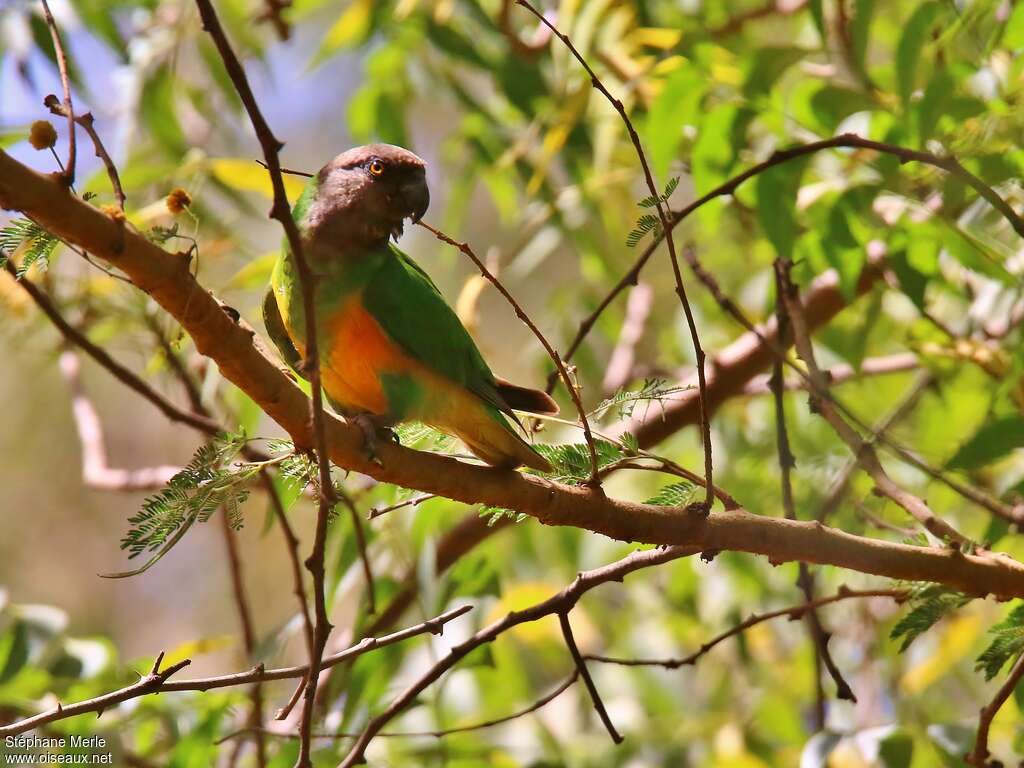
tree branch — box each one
[190,3,336,763]
[417,219,603,486]
[0,605,471,737]
[965,651,1024,767]
[39,0,75,186]
[585,587,905,668]
[5,152,1024,601]
[338,546,698,766]
[519,0,714,507]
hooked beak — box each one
[401,175,430,224]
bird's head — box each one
[306,144,429,248]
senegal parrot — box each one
[262,144,557,472]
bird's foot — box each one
[350,413,394,466]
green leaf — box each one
[644,482,697,507]
[890,585,972,652]
[756,159,808,260]
[878,729,914,768]
[976,602,1024,680]
[0,622,29,685]
[850,0,877,77]
[141,67,186,153]
[645,64,705,180]
[743,47,807,100]
[896,2,943,107]
[532,441,623,484]
[1003,0,1024,49]
[886,249,929,311]
[110,434,255,577]
[948,416,1024,470]
[0,219,59,278]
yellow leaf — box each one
[486,582,596,649]
[225,251,279,291]
[628,27,682,49]
[161,635,235,668]
[316,0,373,59]
[900,613,983,694]
[209,158,308,201]
[455,274,488,332]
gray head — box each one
[304,144,430,251]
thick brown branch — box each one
[5,153,1024,601]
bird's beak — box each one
[401,176,430,223]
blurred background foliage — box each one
[2,0,1024,765]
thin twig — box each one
[368,493,437,520]
[559,612,622,743]
[586,587,906,669]
[417,219,603,486]
[58,349,181,491]
[192,3,336,764]
[0,606,471,737]
[220,510,267,768]
[814,371,934,524]
[338,489,376,614]
[776,259,969,546]
[769,277,854,726]
[337,546,698,766]
[9,263,221,436]
[220,670,580,742]
[39,0,75,186]
[741,353,920,395]
[518,0,714,507]
[602,282,653,394]
[44,98,124,209]
[552,132,1024,396]
[965,651,1024,767]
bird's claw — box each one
[351,414,391,466]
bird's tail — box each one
[445,406,552,473]
[494,378,559,415]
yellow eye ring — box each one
[368,159,385,176]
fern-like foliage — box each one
[638,176,679,208]
[148,223,180,244]
[627,177,679,247]
[976,602,1024,680]
[393,421,455,452]
[890,585,973,652]
[644,481,697,507]
[478,505,525,526]
[111,434,254,577]
[532,440,623,484]
[592,378,694,421]
[0,218,59,277]
[626,214,660,248]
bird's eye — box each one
[368,159,385,177]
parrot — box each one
[262,144,557,472]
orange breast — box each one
[324,295,416,415]
[286,294,413,416]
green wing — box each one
[262,285,306,379]
[363,244,510,413]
